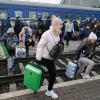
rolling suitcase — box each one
[23,62,44,92]
[65,61,79,79]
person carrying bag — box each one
[36,15,63,99]
[19,26,35,56]
[46,33,64,59]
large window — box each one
[0,10,7,18]
[29,11,36,20]
[15,10,22,17]
[91,14,96,19]
[77,13,82,20]
[42,12,49,20]
[65,13,71,19]
[55,12,60,18]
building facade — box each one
[60,0,100,8]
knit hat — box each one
[88,32,97,40]
[51,15,63,26]
[7,28,15,34]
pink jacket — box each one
[19,26,32,42]
[36,26,60,60]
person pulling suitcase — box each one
[36,15,63,99]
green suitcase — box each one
[0,42,9,59]
[23,63,44,92]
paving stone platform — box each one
[1,75,100,100]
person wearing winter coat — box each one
[36,17,44,41]
[75,32,97,80]
[5,17,11,32]
[45,16,51,31]
[95,22,100,38]
[80,25,91,39]
[1,27,18,55]
[64,19,74,46]
[19,26,33,56]
[1,27,18,74]
[14,17,22,41]
[36,15,63,99]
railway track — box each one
[0,53,100,94]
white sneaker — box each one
[82,74,92,80]
[45,90,58,99]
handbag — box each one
[46,34,64,59]
[15,42,26,58]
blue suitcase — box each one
[65,61,78,79]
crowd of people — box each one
[35,15,99,99]
[0,16,100,50]
[0,15,100,99]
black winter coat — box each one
[75,38,96,60]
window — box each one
[55,12,60,18]
[77,13,82,20]
[29,11,36,20]
[65,13,71,19]
[91,14,96,19]
[91,14,95,17]
[15,10,22,17]
[0,10,7,18]
[42,12,49,20]
[37,12,42,19]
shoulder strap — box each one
[50,33,56,45]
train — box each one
[0,0,100,20]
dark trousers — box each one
[66,32,73,46]
[40,58,56,91]
[25,40,35,56]
[25,41,29,56]
[8,49,15,57]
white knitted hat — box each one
[51,15,63,26]
[7,28,15,34]
[88,32,97,40]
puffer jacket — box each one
[1,33,18,49]
[36,26,60,61]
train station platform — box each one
[0,75,100,100]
